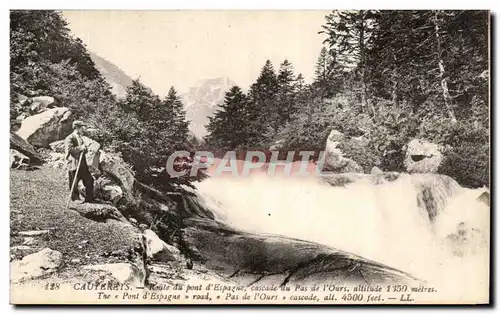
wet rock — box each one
[476,191,490,207]
[10,248,63,283]
[183,220,419,286]
[16,107,73,148]
[404,139,443,173]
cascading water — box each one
[193,169,490,302]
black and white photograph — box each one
[8,9,490,304]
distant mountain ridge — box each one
[89,52,134,98]
[182,77,236,139]
[89,51,234,139]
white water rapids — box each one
[193,167,490,303]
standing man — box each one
[65,120,94,203]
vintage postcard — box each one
[10,10,490,304]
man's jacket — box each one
[64,131,85,171]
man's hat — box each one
[72,120,86,129]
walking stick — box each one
[66,152,84,209]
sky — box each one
[62,10,329,96]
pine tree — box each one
[294,73,306,93]
[321,10,378,115]
[276,60,296,127]
[163,86,190,144]
[205,86,248,149]
[247,60,279,147]
[312,47,344,97]
[314,47,330,81]
[122,79,160,121]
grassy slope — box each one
[10,167,139,269]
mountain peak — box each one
[182,77,236,139]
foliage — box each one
[205,86,249,150]
[204,10,489,187]
[10,10,195,189]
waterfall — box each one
[191,171,489,301]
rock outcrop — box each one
[323,130,364,173]
[46,135,138,206]
[48,139,65,154]
[370,166,383,175]
[68,203,129,224]
[10,149,30,169]
[11,248,63,283]
[10,132,42,164]
[99,152,136,194]
[404,139,443,173]
[92,177,124,204]
[49,136,101,171]
[30,96,55,114]
[83,263,145,287]
[476,191,490,207]
[143,229,180,262]
[182,217,418,286]
[16,107,73,148]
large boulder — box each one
[323,129,363,173]
[10,248,63,283]
[82,136,101,172]
[96,177,123,204]
[69,202,129,224]
[78,176,123,204]
[15,113,28,122]
[83,263,145,287]
[45,151,66,170]
[16,107,73,148]
[11,93,28,119]
[404,139,443,173]
[30,96,56,114]
[14,93,29,107]
[10,133,42,164]
[10,149,30,169]
[49,136,101,172]
[48,139,65,153]
[477,191,490,207]
[183,218,418,286]
[99,152,136,194]
[143,229,180,262]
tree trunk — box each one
[358,11,376,117]
[433,11,457,123]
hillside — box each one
[89,51,134,98]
